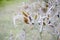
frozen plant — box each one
[13,0,60,40]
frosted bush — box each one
[13,0,60,40]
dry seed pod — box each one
[34,15,37,20]
[43,22,46,26]
[42,7,47,13]
[22,11,29,17]
[46,4,49,8]
[24,17,29,24]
